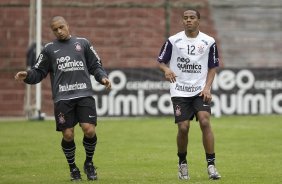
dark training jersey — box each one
[24,36,108,102]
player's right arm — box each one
[15,71,28,81]
[159,63,177,83]
[157,40,176,83]
[15,49,50,84]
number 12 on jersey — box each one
[187,45,195,55]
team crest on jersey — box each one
[175,105,181,116]
[58,112,66,124]
[198,45,205,54]
[74,42,82,51]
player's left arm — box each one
[84,40,111,89]
[201,67,217,103]
[200,42,219,103]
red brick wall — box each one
[0,0,217,117]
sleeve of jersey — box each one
[157,40,172,64]
[85,42,108,84]
[24,50,50,84]
[208,42,220,68]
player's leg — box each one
[54,99,81,181]
[198,112,221,179]
[77,97,98,180]
[195,97,221,180]
[177,120,190,180]
[61,128,82,181]
[197,111,215,160]
[80,123,97,180]
[172,97,193,180]
[80,123,97,167]
[177,120,190,164]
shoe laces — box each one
[71,167,81,177]
[179,164,188,176]
[208,165,217,175]
[85,162,95,173]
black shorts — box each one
[171,95,211,123]
[54,96,97,131]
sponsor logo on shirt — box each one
[175,83,201,93]
[59,82,87,92]
[177,57,190,64]
[56,56,85,72]
[176,57,201,73]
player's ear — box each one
[196,19,200,26]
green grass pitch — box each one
[0,115,281,184]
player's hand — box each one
[101,78,111,90]
[14,71,28,81]
[199,89,212,103]
[164,69,177,83]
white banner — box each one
[91,68,282,117]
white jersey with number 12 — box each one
[157,31,219,97]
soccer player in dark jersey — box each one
[157,9,221,180]
[15,16,111,181]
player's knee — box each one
[63,133,74,141]
[62,128,74,141]
[85,131,95,138]
[199,119,211,130]
[82,124,96,138]
[178,123,189,134]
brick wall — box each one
[0,0,216,117]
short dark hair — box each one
[185,9,201,19]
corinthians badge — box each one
[175,105,181,116]
[58,112,66,124]
[74,42,82,51]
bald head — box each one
[50,16,70,40]
[50,16,67,27]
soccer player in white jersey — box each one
[157,9,221,180]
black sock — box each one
[177,152,187,165]
[206,153,215,166]
[83,134,97,164]
[61,139,77,171]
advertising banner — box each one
[91,68,282,117]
